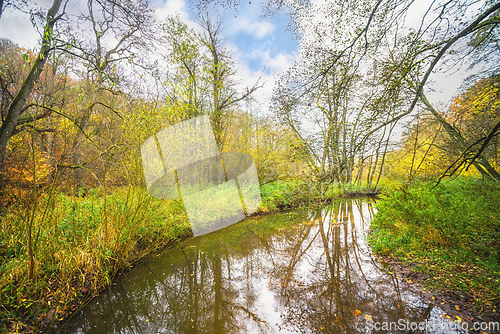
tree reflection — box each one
[61,200,440,334]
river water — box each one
[60,199,466,333]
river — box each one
[60,199,466,333]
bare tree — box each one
[271,0,500,182]
[0,0,64,186]
[199,14,262,150]
[54,0,155,185]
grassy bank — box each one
[259,179,393,212]
[368,177,500,313]
[0,187,192,333]
[0,179,331,333]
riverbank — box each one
[6,177,498,333]
[368,177,500,327]
[0,187,190,333]
[1,180,355,333]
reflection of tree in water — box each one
[123,248,264,334]
[62,200,437,334]
[269,199,432,333]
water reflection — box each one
[60,199,463,334]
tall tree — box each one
[54,0,155,185]
[0,0,64,185]
[159,14,262,150]
[161,16,205,121]
[199,14,261,150]
[271,0,500,182]
[422,75,500,181]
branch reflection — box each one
[61,199,451,334]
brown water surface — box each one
[60,199,465,333]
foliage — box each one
[259,181,320,211]
[384,114,454,181]
[0,187,190,332]
[1,0,499,331]
[369,177,500,308]
[445,75,500,173]
[384,75,500,183]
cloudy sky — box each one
[0,0,299,117]
[0,0,478,116]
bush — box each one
[259,180,323,212]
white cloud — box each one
[0,10,39,49]
[231,18,274,39]
[229,43,298,116]
[155,0,202,33]
[248,48,297,73]
[155,0,189,21]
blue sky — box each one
[227,9,298,72]
[0,0,481,115]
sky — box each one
[161,0,300,116]
[0,0,301,116]
[0,0,482,118]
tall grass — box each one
[0,187,190,332]
[259,180,324,212]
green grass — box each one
[259,180,324,212]
[369,177,500,309]
[0,187,191,333]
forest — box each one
[0,0,499,332]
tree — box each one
[0,0,64,186]
[427,75,500,181]
[199,14,261,150]
[269,0,500,183]
[159,13,262,150]
[53,0,156,186]
[161,16,205,121]
[273,36,401,190]
[0,0,30,20]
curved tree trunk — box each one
[420,93,500,181]
[0,0,63,187]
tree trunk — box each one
[420,93,500,181]
[365,155,373,191]
[374,124,394,191]
[0,0,63,186]
[356,154,364,190]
